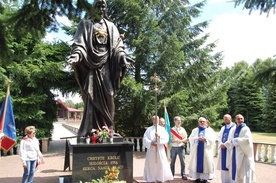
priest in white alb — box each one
[188,117,216,183]
[217,114,236,183]
[143,115,173,182]
[225,114,256,183]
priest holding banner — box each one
[188,117,216,183]
[170,116,188,180]
[143,115,173,182]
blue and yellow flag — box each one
[164,105,171,146]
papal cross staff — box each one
[150,72,160,164]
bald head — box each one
[152,115,159,125]
[235,114,244,126]
[223,114,232,125]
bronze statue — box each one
[67,0,134,137]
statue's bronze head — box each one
[93,0,107,7]
[92,0,108,20]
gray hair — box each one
[174,116,181,122]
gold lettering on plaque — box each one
[107,156,120,160]
[87,156,105,161]
[83,166,96,171]
[110,161,118,165]
[89,161,108,166]
[98,166,110,170]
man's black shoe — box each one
[182,176,188,180]
[195,179,201,182]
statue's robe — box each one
[71,18,126,136]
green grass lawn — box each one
[252,132,276,144]
[214,131,276,144]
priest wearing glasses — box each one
[188,117,216,183]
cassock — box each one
[217,122,236,183]
[188,127,216,180]
[143,125,173,182]
[225,124,256,183]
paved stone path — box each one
[0,122,275,183]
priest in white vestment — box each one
[217,114,236,183]
[143,115,173,182]
[188,117,216,183]
[225,114,256,183]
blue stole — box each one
[232,123,246,180]
[197,126,206,173]
[221,123,235,170]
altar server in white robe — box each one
[225,114,256,183]
[143,115,173,182]
[217,114,236,183]
[188,117,216,183]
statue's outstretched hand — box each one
[67,53,80,64]
[122,56,135,69]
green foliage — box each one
[251,58,276,132]
[75,101,84,109]
[0,3,75,136]
[65,100,75,108]
[1,0,276,137]
[226,61,268,131]
[234,0,276,15]
[252,58,276,85]
[263,85,276,132]
[110,0,223,135]
[79,166,125,183]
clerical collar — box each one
[226,122,234,129]
[237,123,246,128]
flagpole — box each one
[0,77,12,151]
[0,78,11,131]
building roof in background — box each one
[56,99,83,112]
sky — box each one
[48,0,276,102]
[194,0,276,67]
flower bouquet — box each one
[99,126,111,143]
[91,166,126,183]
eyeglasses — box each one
[32,132,36,135]
[199,121,206,123]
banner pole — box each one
[150,72,160,165]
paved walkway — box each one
[0,122,275,183]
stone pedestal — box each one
[70,141,134,183]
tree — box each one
[108,0,223,135]
[262,84,276,132]
[253,58,276,85]
[0,2,74,136]
[2,0,225,136]
[234,0,276,15]
[227,61,265,131]
[252,58,276,132]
